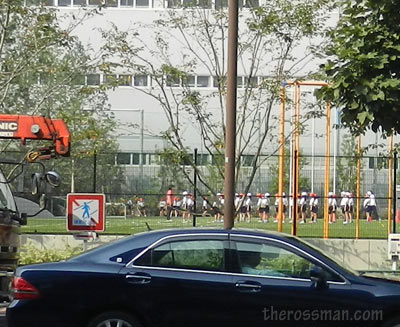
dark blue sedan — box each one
[6,228,400,327]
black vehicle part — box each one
[381,316,400,327]
[88,311,142,327]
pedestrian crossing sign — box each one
[67,193,105,231]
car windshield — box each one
[0,170,16,211]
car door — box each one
[228,234,367,327]
[119,233,234,327]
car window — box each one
[135,239,225,272]
[235,241,341,281]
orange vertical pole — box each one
[323,102,331,239]
[291,84,299,236]
[355,136,361,239]
[388,135,393,235]
[278,85,285,232]
[295,83,300,200]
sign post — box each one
[67,193,105,250]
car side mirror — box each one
[44,171,60,188]
[310,265,327,289]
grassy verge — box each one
[21,215,388,239]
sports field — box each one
[21,215,388,239]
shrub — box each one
[18,243,82,265]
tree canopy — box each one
[100,0,333,195]
[0,1,121,195]
[319,0,400,136]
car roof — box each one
[135,227,296,242]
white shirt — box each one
[369,194,376,206]
[328,198,337,207]
[340,197,348,206]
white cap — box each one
[264,193,270,197]
[247,193,252,197]
[282,192,286,196]
[367,191,372,196]
[328,191,333,196]
[183,191,188,195]
[235,193,239,196]
[301,191,307,196]
[217,192,221,196]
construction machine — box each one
[0,114,70,300]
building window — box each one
[214,0,227,9]
[213,76,226,89]
[197,154,209,166]
[237,76,243,88]
[73,0,86,5]
[87,74,101,85]
[118,75,132,86]
[136,0,149,7]
[120,0,134,6]
[72,75,85,85]
[134,75,148,87]
[197,76,209,87]
[244,0,259,8]
[166,0,210,8]
[105,0,118,6]
[132,153,141,165]
[242,155,255,167]
[377,157,388,169]
[26,0,54,5]
[166,75,180,87]
[116,153,131,165]
[58,0,72,5]
[368,157,375,169]
[185,75,196,87]
[104,74,118,84]
[245,76,258,88]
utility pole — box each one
[224,0,239,230]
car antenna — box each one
[145,222,152,231]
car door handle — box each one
[235,281,262,292]
[125,273,152,284]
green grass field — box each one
[21,215,388,239]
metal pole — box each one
[278,85,285,232]
[71,158,75,193]
[193,148,198,227]
[394,151,397,234]
[291,150,298,236]
[333,107,338,194]
[140,109,144,188]
[323,102,331,239]
[93,150,97,193]
[295,84,300,203]
[311,97,315,193]
[388,135,393,235]
[356,136,361,239]
[223,0,238,230]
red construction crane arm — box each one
[0,114,70,160]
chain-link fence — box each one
[2,150,398,239]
